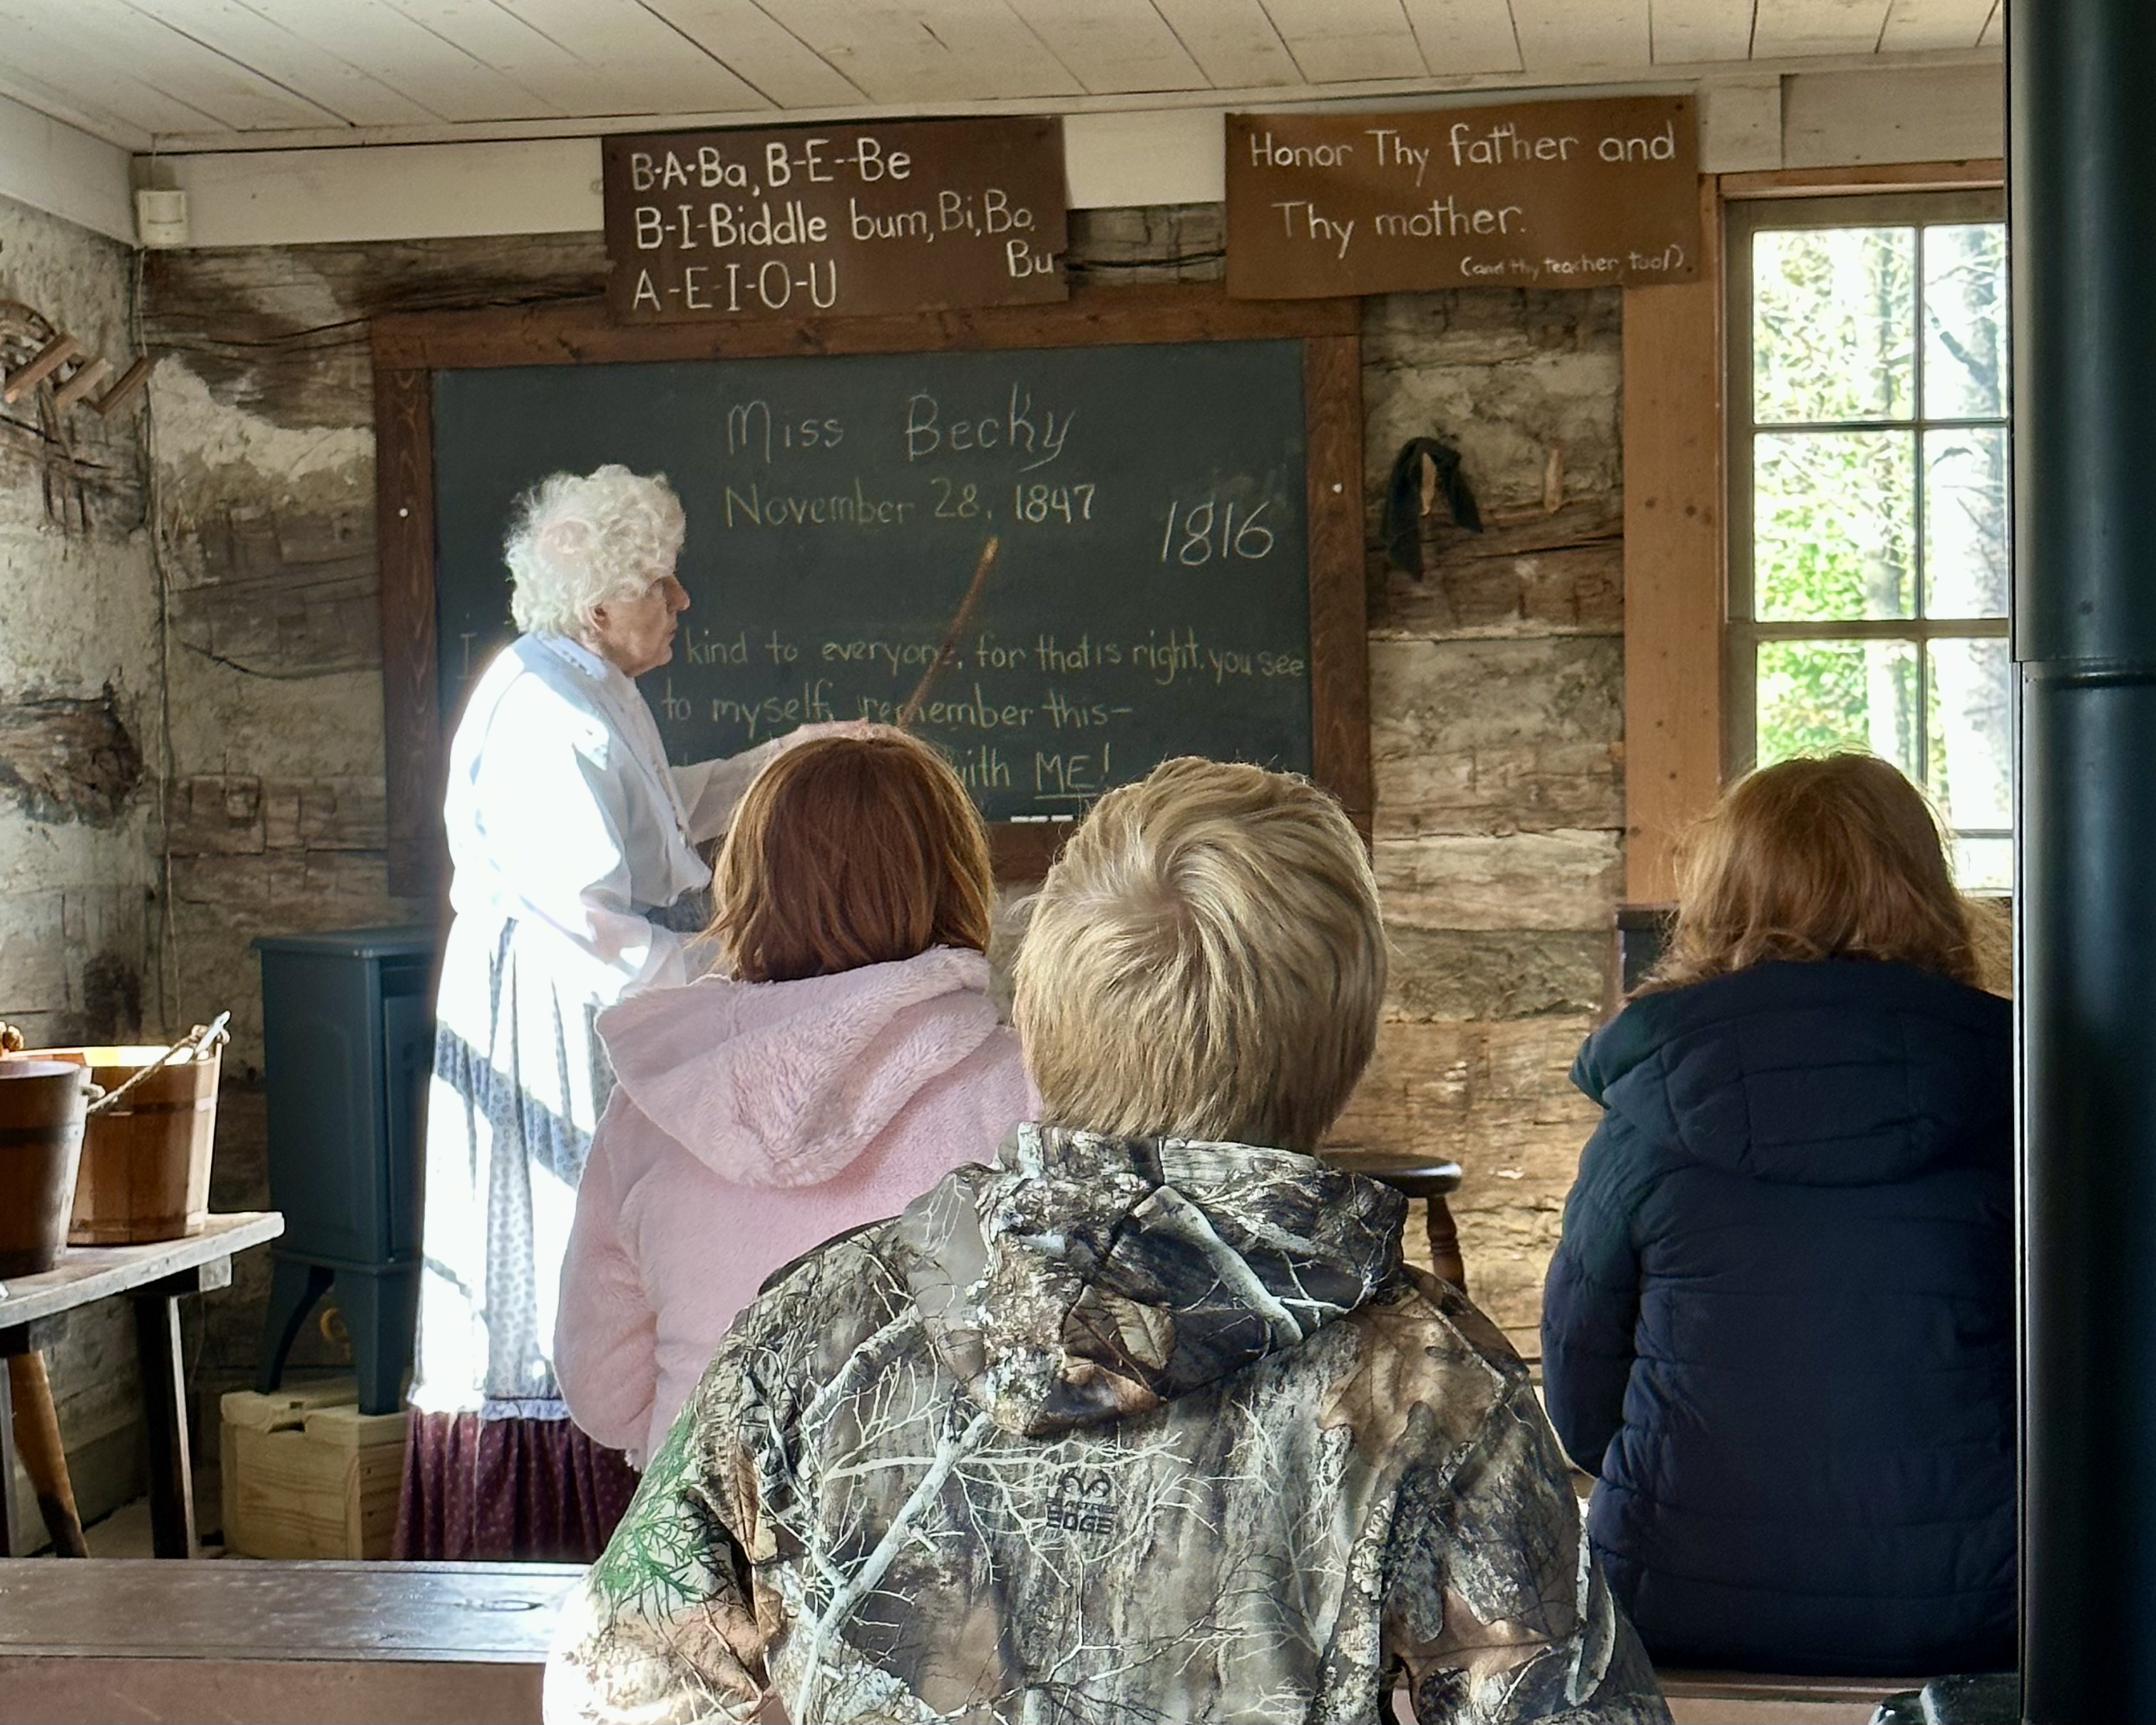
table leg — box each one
[132,1292,196,1559]
[0,1358,16,1558]
[6,1353,86,1555]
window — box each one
[1726,191,2010,889]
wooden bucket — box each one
[0,1060,93,1276]
[44,1042,222,1245]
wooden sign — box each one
[1226,95,1700,298]
[602,117,1067,323]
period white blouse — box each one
[442,632,773,998]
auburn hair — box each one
[707,728,994,983]
[1645,752,1980,993]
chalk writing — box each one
[930,477,986,520]
[1161,497,1276,565]
[1012,482,1097,523]
[429,338,1315,824]
[679,620,1303,762]
[721,480,916,528]
[725,400,845,461]
[905,385,1074,471]
[1035,746,1112,799]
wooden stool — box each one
[1328,1152,1467,1291]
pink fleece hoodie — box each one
[554,946,1033,1464]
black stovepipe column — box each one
[2016,3,2156,1721]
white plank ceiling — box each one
[0,0,2002,150]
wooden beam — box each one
[369,284,1360,373]
[1303,332,1372,839]
[372,366,442,901]
[1621,176,1725,902]
[1719,158,2006,199]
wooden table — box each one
[0,1212,284,1559]
[0,1558,575,1724]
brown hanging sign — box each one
[601,117,1068,324]
[1226,95,1700,300]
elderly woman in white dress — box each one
[398,464,831,1562]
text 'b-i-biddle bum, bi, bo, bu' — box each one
[601,116,1068,323]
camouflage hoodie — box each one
[545,1125,1670,1724]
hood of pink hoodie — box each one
[595,946,1009,1189]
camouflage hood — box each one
[892,1123,1408,1437]
[549,1120,1671,1725]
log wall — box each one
[0,190,159,1547]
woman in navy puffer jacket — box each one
[1543,753,2013,1677]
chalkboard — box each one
[371,290,1365,889]
[432,342,1312,824]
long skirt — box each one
[392,1410,638,1562]
[399,911,625,1560]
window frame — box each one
[1723,189,2010,851]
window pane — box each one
[1753,227,1916,424]
[1929,635,2012,832]
[1755,431,1916,620]
[1952,836,2011,894]
[1757,638,1920,774]
[1924,426,2009,618]
[1923,222,2008,420]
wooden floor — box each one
[0,1559,578,1724]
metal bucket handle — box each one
[85,1012,231,1117]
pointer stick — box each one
[897,535,1000,729]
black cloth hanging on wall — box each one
[1381,437,1482,578]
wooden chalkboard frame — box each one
[371,285,1367,894]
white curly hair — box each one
[505,464,687,637]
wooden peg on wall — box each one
[1542,444,1565,515]
[51,357,112,414]
[2,334,78,404]
[92,355,155,417]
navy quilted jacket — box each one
[1541,959,2014,1676]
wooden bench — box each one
[0,1557,1924,1725]
[0,1558,578,1724]
[1659,1667,1911,1724]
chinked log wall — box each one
[143,206,1621,1355]
[0,190,160,1547]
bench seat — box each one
[0,1559,1924,1725]
[1659,1667,1913,1724]
[0,1558,578,1724]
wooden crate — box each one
[220,1385,406,1560]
